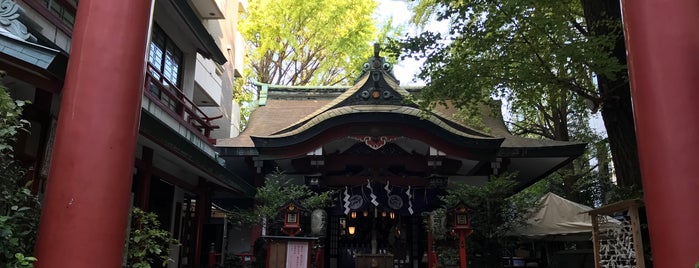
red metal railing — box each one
[144,63,221,144]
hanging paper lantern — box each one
[310,209,327,236]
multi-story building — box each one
[0,0,252,267]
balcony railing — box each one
[144,63,221,144]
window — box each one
[38,0,77,26]
[287,212,298,224]
[148,25,184,113]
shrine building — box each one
[216,47,586,268]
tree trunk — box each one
[580,0,643,187]
[551,92,582,202]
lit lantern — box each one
[363,210,369,217]
[451,202,474,268]
[452,202,473,230]
[348,226,356,235]
[389,212,396,220]
[350,211,357,219]
[280,201,306,236]
[381,211,387,217]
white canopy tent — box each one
[515,193,620,238]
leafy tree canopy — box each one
[239,0,381,86]
[227,169,333,228]
[402,0,622,113]
[396,0,641,188]
[435,173,540,266]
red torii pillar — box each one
[34,0,153,267]
[620,0,699,267]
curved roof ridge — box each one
[271,50,411,135]
[383,72,412,98]
[257,105,502,140]
[270,75,369,135]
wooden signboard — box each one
[264,236,317,268]
[285,241,309,268]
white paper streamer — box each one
[343,186,350,215]
[406,186,414,215]
[384,181,391,195]
[367,179,379,206]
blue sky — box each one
[374,0,427,85]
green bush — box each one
[0,84,28,153]
[0,84,39,268]
[125,208,180,268]
[0,162,40,268]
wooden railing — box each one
[144,63,221,144]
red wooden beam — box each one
[34,0,153,266]
[620,0,699,267]
[137,147,154,210]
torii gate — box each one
[32,0,699,267]
[621,1,699,267]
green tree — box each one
[437,174,539,267]
[226,169,333,231]
[399,0,640,188]
[232,69,255,132]
[538,138,615,206]
[0,82,39,268]
[506,82,607,204]
[239,0,379,86]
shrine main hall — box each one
[216,49,584,268]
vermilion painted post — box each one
[620,1,699,267]
[315,246,325,268]
[208,244,218,268]
[426,230,436,268]
[459,231,466,268]
[138,147,154,210]
[34,0,153,267]
[457,229,473,268]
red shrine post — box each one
[34,0,153,267]
[452,203,474,268]
[425,217,436,268]
[620,0,699,267]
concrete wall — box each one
[198,0,246,139]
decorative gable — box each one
[339,44,412,107]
